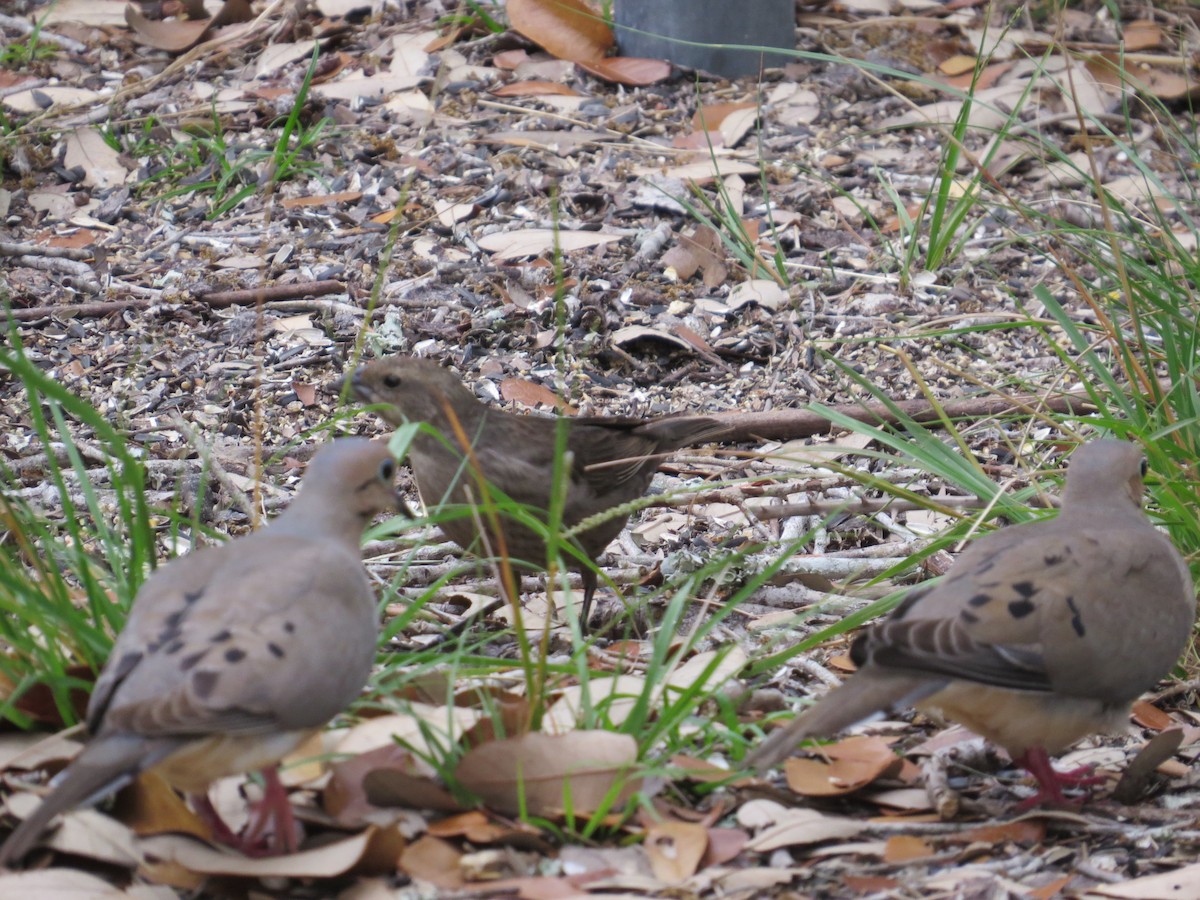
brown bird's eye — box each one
[1139,457,1149,478]
[379,459,396,481]
[383,374,402,388]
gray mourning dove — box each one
[747,440,1195,806]
[0,439,404,866]
[343,356,727,630]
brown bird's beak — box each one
[328,369,371,402]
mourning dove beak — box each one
[0,438,403,866]
[747,440,1195,806]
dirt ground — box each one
[3,0,1200,896]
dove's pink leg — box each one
[241,767,300,854]
[190,792,241,847]
[189,769,299,856]
[1012,747,1106,808]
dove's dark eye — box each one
[379,459,396,481]
[1139,457,1149,478]
[383,374,402,389]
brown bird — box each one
[345,356,726,629]
[746,440,1195,806]
[0,439,403,866]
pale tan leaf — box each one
[745,808,865,851]
[455,731,639,817]
[0,869,175,898]
[727,279,788,311]
[399,834,465,888]
[1089,862,1200,899]
[138,830,374,877]
[475,228,623,260]
[63,127,130,190]
[644,820,707,883]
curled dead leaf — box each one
[455,730,639,817]
[507,0,612,63]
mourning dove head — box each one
[344,357,479,428]
[275,438,407,538]
[1062,439,1147,510]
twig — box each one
[195,280,346,306]
[0,241,91,260]
[709,390,1098,443]
[0,13,87,53]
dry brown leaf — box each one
[455,730,639,817]
[1132,700,1173,730]
[426,810,514,843]
[783,735,901,797]
[123,5,209,51]
[507,0,612,63]
[644,820,707,883]
[1122,19,1162,51]
[692,102,755,130]
[398,834,465,889]
[943,60,1013,91]
[1029,874,1073,899]
[579,56,672,85]
[500,377,573,411]
[883,834,935,863]
[949,820,1046,845]
[109,771,209,840]
[703,826,749,867]
[492,80,581,97]
[326,739,451,825]
[843,874,900,893]
[280,191,364,208]
[124,0,252,52]
[672,129,724,150]
[493,49,530,69]
[938,54,977,76]
[291,381,318,407]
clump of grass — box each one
[0,333,160,728]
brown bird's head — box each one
[346,356,481,429]
[277,438,408,536]
[1062,439,1147,510]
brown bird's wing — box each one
[569,415,726,490]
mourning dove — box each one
[0,439,404,866]
[746,440,1195,805]
[343,356,726,630]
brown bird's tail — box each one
[746,673,940,771]
[640,415,731,450]
[0,734,176,867]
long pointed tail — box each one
[746,672,941,771]
[0,734,171,867]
